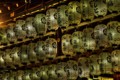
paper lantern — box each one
[89,55,101,76]
[0,28,8,44]
[80,0,94,20]
[0,50,5,68]
[98,52,113,74]
[83,28,96,51]
[56,62,67,80]
[64,60,78,80]
[111,50,120,72]
[78,57,90,78]
[62,34,74,56]
[93,0,107,17]
[37,66,49,80]
[22,70,31,80]
[46,8,58,31]
[19,45,29,65]
[106,0,120,12]
[30,68,40,80]
[16,70,24,80]
[33,13,47,35]
[47,64,58,80]
[68,1,81,25]
[6,23,17,43]
[23,17,37,38]
[14,20,26,40]
[27,43,37,63]
[45,38,57,59]
[57,5,69,28]
[71,31,84,53]
[10,47,22,67]
[107,21,120,45]
[3,49,14,68]
[34,41,46,60]
[94,24,111,49]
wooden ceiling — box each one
[0,0,52,24]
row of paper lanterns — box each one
[62,21,120,55]
[0,21,120,69]
[0,0,120,44]
[0,38,57,68]
[0,50,120,80]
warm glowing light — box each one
[0,10,2,13]
[16,3,19,7]
[0,22,3,25]
[25,0,27,3]
[7,6,10,10]
[10,12,15,17]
